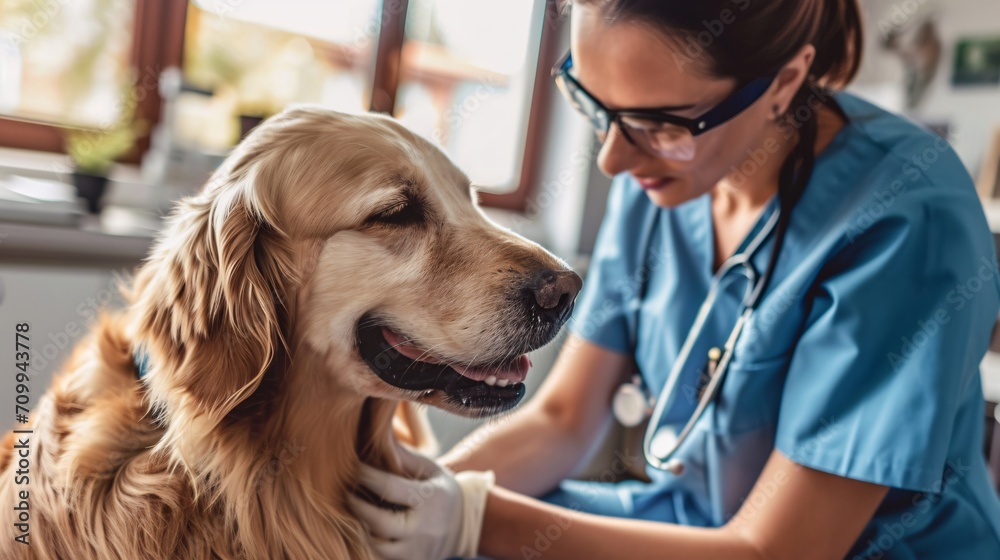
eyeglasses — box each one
[551,51,777,162]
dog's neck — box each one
[260,343,402,500]
[128,328,399,559]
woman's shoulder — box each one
[801,92,989,252]
[827,92,975,198]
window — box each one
[394,0,544,193]
[0,0,185,156]
[0,0,136,128]
[0,0,559,208]
[182,0,385,149]
[185,0,554,202]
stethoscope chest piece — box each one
[650,426,679,460]
[612,375,652,428]
[651,427,687,475]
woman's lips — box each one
[635,176,677,191]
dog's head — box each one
[133,106,581,425]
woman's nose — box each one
[596,124,648,177]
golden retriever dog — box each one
[0,107,581,559]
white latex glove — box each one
[349,445,494,560]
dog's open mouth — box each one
[355,315,532,414]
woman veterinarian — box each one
[351,0,1000,558]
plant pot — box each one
[239,115,265,141]
[71,171,109,214]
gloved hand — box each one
[348,444,494,560]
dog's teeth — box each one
[496,379,509,387]
[484,375,497,386]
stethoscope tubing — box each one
[642,208,782,473]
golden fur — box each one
[0,107,572,559]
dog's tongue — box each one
[380,326,531,383]
[381,326,443,363]
[448,355,531,383]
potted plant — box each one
[65,106,146,214]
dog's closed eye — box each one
[366,195,425,227]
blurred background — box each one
[0,0,999,461]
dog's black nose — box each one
[526,269,583,323]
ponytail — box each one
[812,0,865,88]
[573,0,865,90]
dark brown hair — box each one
[571,0,864,88]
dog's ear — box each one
[132,168,296,430]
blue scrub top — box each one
[544,91,1000,558]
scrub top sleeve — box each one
[567,176,651,355]
[774,192,1000,493]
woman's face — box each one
[570,6,785,208]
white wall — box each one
[852,0,1000,175]
[0,264,131,432]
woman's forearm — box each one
[442,335,631,497]
[479,451,887,560]
[479,486,764,560]
[440,402,600,496]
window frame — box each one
[0,0,559,210]
[0,0,188,163]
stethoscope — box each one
[611,201,787,475]
[610,87,832,475]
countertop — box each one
[0,148,181,264]
[0,210,157,265]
